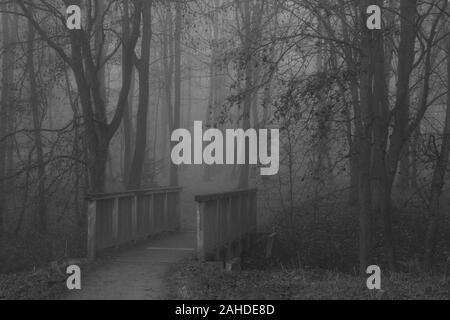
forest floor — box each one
[167,190,450,300]
[61,232,196,300]
[167,257,450,300]
[0,166,238,300]
[1,232,196,300]
[60,167,236,300]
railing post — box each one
[225,197,233,261]
[175,191,181,231]
[131,195,138,241]
[86,187,182,254]
[215,200,221,261]
[237,195,243,257]
[245,193,252,251]
[87,200,97,261]
[112,197,119,245]
[197,202,205,261]
[195,188,257,263]
[149,193,154,236]
[252,191,257,231]
[162,192,167,231]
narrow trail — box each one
[64,233,196,300]
[64,167,235,300]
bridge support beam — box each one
[87,201,97,261]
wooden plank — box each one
[226,197,233,260]
[231,196,238,240]
[252,192,257,231]
[196,202,205,261]
[131,196,138,241]
[149,193,154,236]
[175,191,181,231]
[237,195,243,257]
[87,186,182,201]
[194,188,258,262]
[85,187,183,256]
[194,188,257,203]
[215,200,221,261]
[164,191,169,231]
[249,192,257,250]
[87,201,97,261]
[112,197,119,245]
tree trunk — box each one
[27,15,47,233]
[18,0,143,193]
[0,6,13,237]
[128,1,153,190]
[95,0,106,101]
[357,0,376,274]
[170,0,182,187]
[238,0,253,189]
[424,32,450,272]
[123,66,135,186]
[398,148,411,189]
[339,9,361,206]
[161,4,174,185]
[186,53,193,128]
[203,16,217,182]
[381,0,418,271]
[411,127,420,188]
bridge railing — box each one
[195,188,257,262]
[87,187,182,260]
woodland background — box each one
[0,0,450,299]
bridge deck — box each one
[64,232,196,300]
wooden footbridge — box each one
[69,186,258,299]
[86,187,258,265]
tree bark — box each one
[170,0,182,187]
[0,5,13,237]
[95,0,107,102]
[128,1,153,190]
[237,0,253,189]
[381,0,418,271]
[17,0,142,193]
[203,6,219,182]
[123,66,135,186]
[357,0,376,274]
[398,149,411,189]
[27,14,47,233]
[424,30,450,272]
[161,4,174,185]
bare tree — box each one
[424,25,450,271]
[0,3,14,237]
[26,9,47,232]
[170,0,182,187]
[17,0,142,193]
[128,0,153,189]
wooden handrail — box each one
[87,186,182,201]
[194,188,257,202]
[87,187,182,260]
[195,188,257,262]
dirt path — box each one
[63,169,235,300]
[64,233,196,300]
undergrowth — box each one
[168,257,450,300]
[168,195,450,300]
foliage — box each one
[266,194,450,274]
[168,258,450,300]
[0,267,66,300]
[168,192,450,300]
[0,231,83,275]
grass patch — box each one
[0,268,67,300]
[168,195,450,300]
[168,258,450,300]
